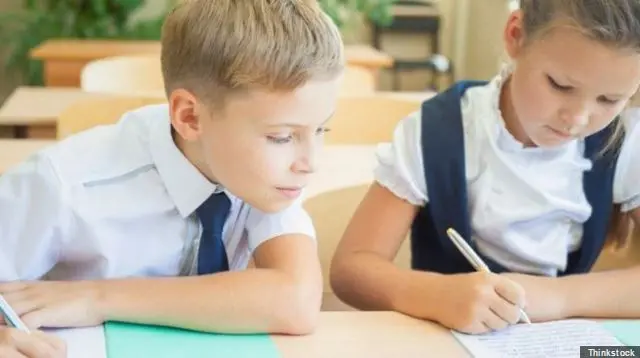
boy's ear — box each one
[504,9,526,59]
[169,88,202,142]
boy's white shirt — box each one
[375,68,640,276]
[0,104,315,281]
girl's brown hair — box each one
[520,0,640,252]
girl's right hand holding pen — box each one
[435,271,527,334]
[0,327,66,358]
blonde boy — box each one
[0,0,344,335]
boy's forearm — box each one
[95,269,321,335]
[331,253,444,320]
[559,266,640,318]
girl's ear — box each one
[504,10,526,60]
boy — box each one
[0,0,344,334]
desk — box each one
[0,86,433,138]
[272,311,467,357]
[59,311,466,358]
[30,40,393,87]
[0,139,55,173]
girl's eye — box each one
[598,96,619,105]
[547,75,573,92]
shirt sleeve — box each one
[613,107,640,212]
[244,198,315,252]
[373,110,429,206]
[0,153,68,281]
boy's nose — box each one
[293,155,317,174]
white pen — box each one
[446,228,532,325]
[0,294,30,333]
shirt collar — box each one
[149,105,225,218]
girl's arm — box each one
[330,183,527,334]
[558,208,640,319]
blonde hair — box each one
[160,0,345,106]
[519,0,640,252]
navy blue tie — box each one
[196,192,231,275]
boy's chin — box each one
[245,194,296,214]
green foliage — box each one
[0,0,169,85]
[318,0,396,29]
[0,0,395,86]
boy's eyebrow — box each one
[267,111,335,128]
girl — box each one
[330,0,640,334]
[0,327,65,358]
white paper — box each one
[49,326,107,358]
[452,319,623,358]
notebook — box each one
[50,326,107,358]
[104,322,281,358]
[452,319,625,358]
[602,320,640,345]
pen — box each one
[446,227,532,325]
[0,294,30,333]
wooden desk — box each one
[0,86,432,139]
[0,139,56,173]
[273,311,468,357]
[30,39,393,87]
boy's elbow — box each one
[329,254,351,300]
[274,279,321,335]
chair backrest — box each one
[57,96,166,139]
[339,66,376,95]
[80,55,165,97]
[325,95,420,144]
[303,184,411,293]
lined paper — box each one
[51,326,107,358]
[452,319,623,358]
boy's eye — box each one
[547,75,573,92]
[316,127,331,135]
[267,135,292,144]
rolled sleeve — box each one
[245,199,315,252]
[373,111,428,206]
[614,108,640,212]
[0,153,68,281]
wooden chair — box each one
[339,66,376,95]
[303,184,411,309]
[80,55,165,97]
[57,96,166,139]
[325,95,420,144]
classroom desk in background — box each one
[0,140,56,173]
[29,39,393,87]
[0,86,435,139]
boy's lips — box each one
[276,186,304,199]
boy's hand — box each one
[436,272,526,334]
[0,328,66,358]
[0,281,104,329]
[500,273,568,322]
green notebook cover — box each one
[602,320,640,345]
[104,322,281,358]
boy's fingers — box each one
[0,346,27,358]
[31,331,66,354]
